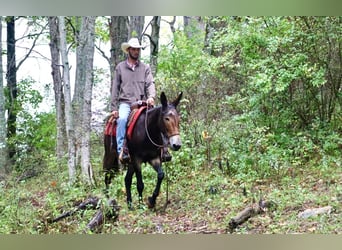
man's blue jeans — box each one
[116,103,131,154]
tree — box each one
[58,16,76,183]
[50,16,97,184]
[48,17,67,161]
[108,16,128,94]
[74,16,96,184]
[6,16,17,163]
[128,16,144,39]
[149,16,161,76]
[5,16,48,167]
[165,16,176,34]
[0,17,8,173]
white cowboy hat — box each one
[121,38,144,54]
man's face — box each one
[128,47,140,60]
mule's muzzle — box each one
[172,144,181,151]
[169,135,181,151]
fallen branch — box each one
[50,196,100,223]
[50,196,119,232]
[85,199,119,232]
[228,199,275,232]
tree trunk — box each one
[58,16,76,183]
[128,16,145,39]
[48,17,67,162]
[108,16,128,99]
[150,16,161,76]
[6,16,17,164]
[166,16,177,34]
[0,17,8,173]
[75,16,96,185]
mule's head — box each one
[160,92,183,151]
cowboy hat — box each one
[121,38,144,54]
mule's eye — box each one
[164,117,170,122]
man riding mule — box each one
[104,37,182,209]
[111,37,170,163]
[103,91,183,209]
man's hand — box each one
[146,97,155,107]
[111,110,119,118]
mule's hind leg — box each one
[103,135,119,195]
[147,161,164,208]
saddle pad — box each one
[104,115,116,136]
[104,106,147,140]
[127,106,147,140]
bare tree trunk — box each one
[149,16,161,76]
[48,17,67,162]
[165,16,176,34]
[0,17,8,173]
[128,16,145,39]
[58,16,76,183]
[108,16,128,98]
[75,16,96,185]
[6,17,17,165]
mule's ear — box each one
[160,92,168,108]
[172,91,183,107]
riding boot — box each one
[119,139,131,164]
[161,147,172,162]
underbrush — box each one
[0,124,341,234]
[0,154,340,234]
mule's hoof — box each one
[147,197,155,209]
[138,197,146,210]
[138,203,146,210]
[127,202,134,211]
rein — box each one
[144,105,168,148]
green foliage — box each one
[95,17,110,42]
[157,30,206,92]
[7,78,56,172]
[156,16,341,183]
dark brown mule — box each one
[103,92,183,209]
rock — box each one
[298,206,332,219]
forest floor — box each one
[0,160,341,234]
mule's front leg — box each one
[135,170,145,208]
[124,167,135,210]
[147,163,164,208]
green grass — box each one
[0,153,341,234]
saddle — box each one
[104,101,147,140]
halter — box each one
[144,105,178,148]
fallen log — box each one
[228,199,275,232]
[85,210,104,233]
[50,196,100,223]
[85,198,119,232]
[50,196,119,232]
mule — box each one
[103,92,183,209]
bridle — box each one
[144,105,179,148]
